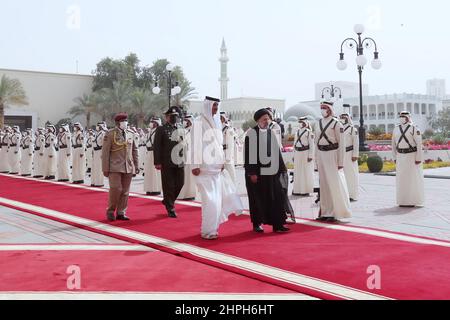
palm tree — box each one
[98,80,132,122]
[0,75,29,128]
[69,93,99,128]
[128,88,166,128]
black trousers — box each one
[161,166,185,211]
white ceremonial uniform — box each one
[0,131,10,173]
[178,126,197,200]
[72,130,86,183]
[392,123,425,207]
[143,127,162,194]
[315,117,351,219]
[342,122,360,201]
[20,134,33,176]
[293,127,315,195]
[139,131,146,171]
[8,131,21,174]
[44,132,57,178]
[33,132,46,177]
[269,122,283,150]
[91,129,106,187]
[57,131,72,181]
[222,124,237,184]
[86,133,93,173]
[192,100,244,238]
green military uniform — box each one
[153,106,185,217]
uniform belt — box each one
[55,147,59,151]
[346,146,354,152]
[146,147,154,152]
[35,147,41,151]
[10,144,17,147]
[1,143,8,146]
[295,146,310,152]
[22,146,29,150]
[397,147,417,154]
[318,143,339,152]
[73,145,82,149]
[59,146,67,149]
[94,146,102,151]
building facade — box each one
[1,68,93,130]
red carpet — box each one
[0,248,295,294]
[1,174,450,300]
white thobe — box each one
[143,128,161,194]
[293,128,315,195]
[57,132,72,181]
[392,124,425,207]
[8,133,21,174]
[20,136,33,176]
[222,125,237,184]
[91,130,106,187]
[192,115,244,237]
[315,117,351,219]
[44,133,57,177]
[0,133,10,173]
[342,125,360,201]
[33,134,46,177]
[72,132,86,182]
[178,128,197,200]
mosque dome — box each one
[284,103,320,122]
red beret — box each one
[114,112,128,122]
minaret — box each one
[219,38,229,101]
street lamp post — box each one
[321,84,342,100]
[152,63,182,109]
[337,24,382,152]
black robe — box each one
[244,126,292,228]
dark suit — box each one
[153,123,185,212]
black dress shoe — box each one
[168,210,178,218]
[116,215,130,221]
[273,226,290,233]
[315,217,328,222]
[106,213,116,222]
[326,217,339,223]
[147,192,162,196]
[253,225,264,233]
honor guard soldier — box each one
[72,123,86,184]
[153,106,185,218]
[220,112,237,184]
[33,128,46,178]
[392,111,425,208]
[314,101,351,222]
[86,129,95,174]
[44,125,57,180]
[57,124,72,182]
[339,113,360,202]
[20,129,34,176]
[293,117,315,196]
[144,117,162,195]
[178,114,197,200]
[0,128,11,173]
[91,122,107,187]
[8,126,22,174]
[102,113,139,221]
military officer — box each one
[153,106,185,218]
[178,114,197,200]
[0,128,10,173]
[86,129,94,174]
[72,123,86,184]
[340,113,360,202]
[102,113,139,221]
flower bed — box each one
[359,161,450,173]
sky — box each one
[1,0,449,108]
